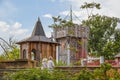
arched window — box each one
[23,49,27,59]
[31,49,36,60]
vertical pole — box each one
[81,28,84,59]
[81,27,85,66]
[100,56,104,64]
[56,45,59,63]
[28,43,32,67]
[67,43,70,65]
[70,5,73,22]
[20,45,22,59]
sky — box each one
[0,0,120,52]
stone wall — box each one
[55,66,120,72]
[0,59,36,69]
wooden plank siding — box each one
[16,18,58,67]
[19,42,57,67]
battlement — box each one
[53,24,89,39]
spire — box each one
[70,5,73,22]
[31,17,46,36]
[38,17,40,21]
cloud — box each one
[102,0,120,18]
[0,21,28,40]
[43,14,52,19]
[61,0,120,18]
[0,21,28,54]
[60,10,87,18]
[46,31,52,38]
[61,0,92,8]
[60,11,69,16]
[58,0,120,25]
[0,21,9,32]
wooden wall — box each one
[20,42,57,63]
[41,43,56,60]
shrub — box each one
[3,63,120,80]
[75,69,94,80]
[4,68,73,80]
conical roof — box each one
[17,17,58,44]
[31,17,45,36]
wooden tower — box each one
[17,18,58,66]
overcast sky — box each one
[0,0,120,41]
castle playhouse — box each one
[53,24,89,65]
[51,7,89,65]
[0,17,89,68]
[17,18,59,66]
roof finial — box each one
[70,5,73,22]
[38,17,40,21]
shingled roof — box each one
[31,18,45,36]
[17,17,57,44]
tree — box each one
[113,29,120,53]
[80,2,101,18]
[0,37,20,60]
[81,2,120,59]
[49,16,74,28]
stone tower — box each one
[53,24,89,65]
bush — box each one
[4,69,51,80]
[75,69,94,80]
[3,63,120,80]
[4,69,72,80]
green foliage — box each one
[55,61,67,66]
[6,69,50,80]
[112,29,120,54]
[0,37,20,60]
[51,70,70,80]
[106,69,120,80]
[73,61,81,65]
[98,29,120,60]
[81,2,101,9]
[94,69,105,80]
[82,14,120,59]
[80,2,101,17]
[100,63,112,73]
[4,69,72,80]
[94,63,111,80]
[49,16,74,28]
[0,47,20,60]
[102,41,115,60]
[3,63,120,80]
[93,63,120,80]
[81,2,120,59]
[75,69,94,80]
